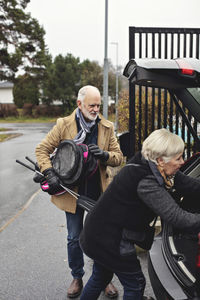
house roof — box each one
[0,81,14,88]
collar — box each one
[148,160,164,186]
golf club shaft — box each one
[16,159,79,198]
[16,159,43,176]
[16,159,35,173]
[25,156,37,167]
[60,184,79,198]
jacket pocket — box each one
[120,227,155,251]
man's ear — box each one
[157,157,165,167]
[77,100,81,109]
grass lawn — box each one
[0,128,13,142]
[0,112,115,124]
[0,134,9,142]
[0,113,116,142]
[0,116,57,123]
[0,128,11,131]
[0,123,27,142]
[0,131,22,142]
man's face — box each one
[78,91,101,122]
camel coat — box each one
[35,110,123,213]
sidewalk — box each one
[0,190,154,300]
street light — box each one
[110,42,119,131]
[103,0,109,119]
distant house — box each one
[0,81,14,104]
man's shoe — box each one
[143,297,155,300]
[104,282,118,298]
[67,278,83,298]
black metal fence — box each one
[128,27,200,159]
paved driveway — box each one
[0,122,155,299]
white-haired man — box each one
[35,85,123,298]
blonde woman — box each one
[80,128,200,300]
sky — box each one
[26,0,200,69]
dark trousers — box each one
[80,261,146,300]
[65,206,85,278]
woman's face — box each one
[158,152,184,176]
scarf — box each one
[73,108,96,144]
[157,165,175,189]
[148,160,175,190]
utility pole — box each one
[103,0,108,119]
[110,42,119,131]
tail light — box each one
[176,59,195,76]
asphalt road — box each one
[0,123,155,299]
[0,122,53,229]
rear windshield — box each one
[187,87,200,104]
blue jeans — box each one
[80,261,146,300]
[65,206,85,278]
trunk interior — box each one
[162,153,200,296]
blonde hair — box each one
[141,128,185,164]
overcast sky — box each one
[26,0,200,68]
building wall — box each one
[0,87,13,104]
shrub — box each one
[0,104,18,118]
[108,103,115,115]
[33,105,63,117]
[118,87,174,152]
[22,103,34,116]
[13,74,40,108]
[118,91,129,133]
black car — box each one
[123,57,200,300]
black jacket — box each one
[80,152,200,272]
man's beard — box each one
[81,104,98,121]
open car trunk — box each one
[123,57,200,299]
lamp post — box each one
[103,0,109,119]
[110,42,119,131]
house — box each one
[0,82,14,104]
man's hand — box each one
[88,144,109,162]
[42,168,61,194]
[33,162,43,183]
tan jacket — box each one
[35,110,123,213]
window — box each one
[187,87,200,104]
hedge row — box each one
[0,104,18,117]
[0,103,63,118]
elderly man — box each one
[35,85,123,298]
